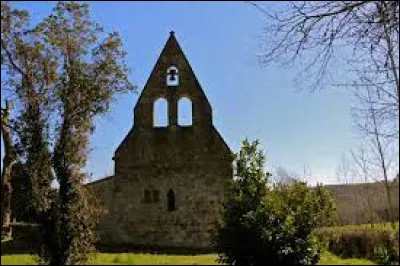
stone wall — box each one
[325,182,399,225]
[87,162,231,248]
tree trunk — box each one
[1,101,16,240]
[369,90,395,228]
[1,165,13,240]
[52,121,75,265]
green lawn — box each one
[318,251,375,265]
[1,251,375,265]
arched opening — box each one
[178,97,192,126]
[167,189,176,211]
[153,98,168,127]
[166,66,179,87]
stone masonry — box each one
[87,32,233,249]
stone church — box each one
[88,32,233,249]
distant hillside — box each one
[325,182,399,225]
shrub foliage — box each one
[212,139,336,265]
[315,226,399,264]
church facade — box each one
[88,32,233,249]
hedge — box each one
[315,226,399,264]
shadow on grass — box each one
[1,239,35,255]
[2,240,214,256]
[96,244,214,255]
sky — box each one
[2,1,364,185]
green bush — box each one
[212,139,336,265]
[315,227,399,264]
[374,246,392,265]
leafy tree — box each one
[35,2,134,264]
[1,0,54,239]
[212,139,270,265]
[213,139,336,265]
[1,0,30,239]
[2,1,134,264]
[16,90,54,219]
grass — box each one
[318,251,375,265]
[1,255,36,265]
[1,236,378,265]
[1,251,376,265]
[90,253,220,265]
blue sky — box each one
[2,1,362,185]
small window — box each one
[167,189,176,211]
[153,98,168,127]
[144,190,152,203]
[152,190,160,203]
[178,97,192,126]
[166,66,179,86]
